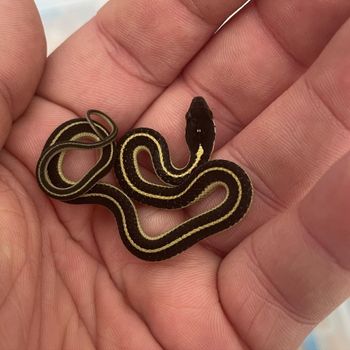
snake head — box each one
[185,96,216,157]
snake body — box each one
[36,97,253,261]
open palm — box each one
[1,1,350,349]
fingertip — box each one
[0,0,46,147]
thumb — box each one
[219,151,350,350]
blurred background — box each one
[35,0,107,53]
[34,1,350,349]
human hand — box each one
[1,1,350,349]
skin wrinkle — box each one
[1,147,78,252]
[61,312,75,350]
[38,237,53,350]
[89,206,105,264]
[223,261,316,350]
[50,205,92,235]
[6,177,32,344]
[246,299,277,349]
[37,231,45,350]
[0,208,26,218]
[297,208,350,274]
[0,261,27,314]
[50,237,96,347]
[214,260,254,350]
[30,94,83,140]
[9,293,26,346]
[93,16,168,89]
[45,213,120,322]
[256,1,350,66]
[95,0,218,85]
[246,238,318,325]
[0,78,13,115]
[0,167,30,301]
[117,281,166,350]
[92,262,165,349]
[198,239,225,257]
[217,71,350,215]
[94,269,104,350]
[225,143,287,212]
[92,266,99,350]
[254,3,308,69]
[0,95,12,148]
[0,165,30,200]
[135,260,237,350]
[205,268,242,348]
[177,0,217,26]
[24,267,41,348]
[303,76,350,133]
[213,113,242,139]
[26,273,41,350]
[0,169,42,349]
[92,215,135,289]
[94,268,107,350]
[51,189,101,260]
[245,301,265,340]
[257,315,277,350]
[45,234,96,350]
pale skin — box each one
[1,0,350,349]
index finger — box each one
[37,0,248,133]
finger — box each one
[0,0,45,147]
[133,0,350,164]
[218,151,350,350]
[204,17,350,252]
[37,0,247,133]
